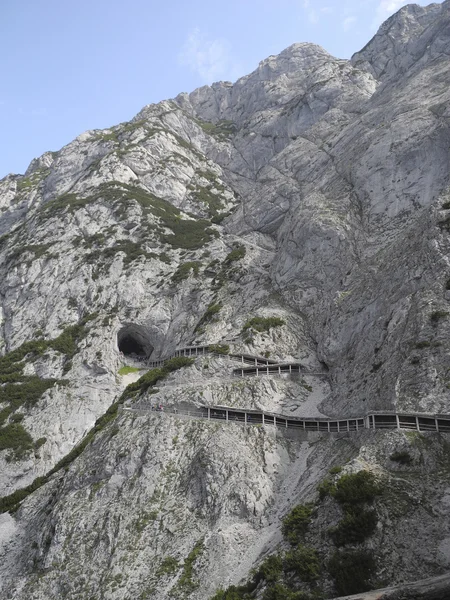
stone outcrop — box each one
[1,2,450,599]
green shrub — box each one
[208,344,230,355]
[191,186,225,221]
[176,538,204,594]
[415,341,431,349]
[157,556,179,576]
[442,201,450,210]
[332,471,380,506]
[328,550,376,595]
[262,583,315,600]
[430,310,449,323]
[317,478,334,500]
[194,302,222,333]
[34,437,47,450]
[242,317,285,334]
[282,504,313,545]
[171,261,201,283]
[284,546,320,582]
[225,245,246,263]
[258,554,283,583]
[0,423,34,456]
[330,508,378,546]
[328,466,342,475]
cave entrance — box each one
[117,324,154,360]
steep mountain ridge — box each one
[1,2,450,598]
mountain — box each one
[1,2,450,598]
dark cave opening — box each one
[119,334,146,357]
[117,324,154,359]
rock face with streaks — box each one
[1,2,450,599]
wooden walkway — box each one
[146,345,327,378]
[124,403,450,434]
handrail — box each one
[121,404,450,434]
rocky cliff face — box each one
[1,2,450,599]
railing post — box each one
[226,410,229,422]
[436,418,439,432]
[278,366,281,375]
[245,412,247,426]
[208,407,210,420]
[396,414,400,430]
[416,416,420,431]
[262,413,265,425]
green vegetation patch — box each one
[328,549,376,596]
[0,315,97,459]
[282,503,313,545]
[7,243,55,265]
[430,310,449,323]
[173,538,205,595]
[208,344,230,355]
[157,556,179,577]
[242,317,285,335]
[224,245,246,264]
[191,186,226,222]
[43,181,218,251]
[118,366,141,376]
[194,302,222,334]
[171,261,201,284]
[283,546,320,582]
[0,423,34,459]
[0,356,195,513]
[194,118,237,140]
[332,470,381,506]
[330,507,378,546]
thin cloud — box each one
[178,28,239,83]
[302,0,318,24]
[302,1,334,25]
[343,15,357,31]
[374,0,410,27]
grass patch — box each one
[118,366,141,376]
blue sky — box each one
[0,0,434,178]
